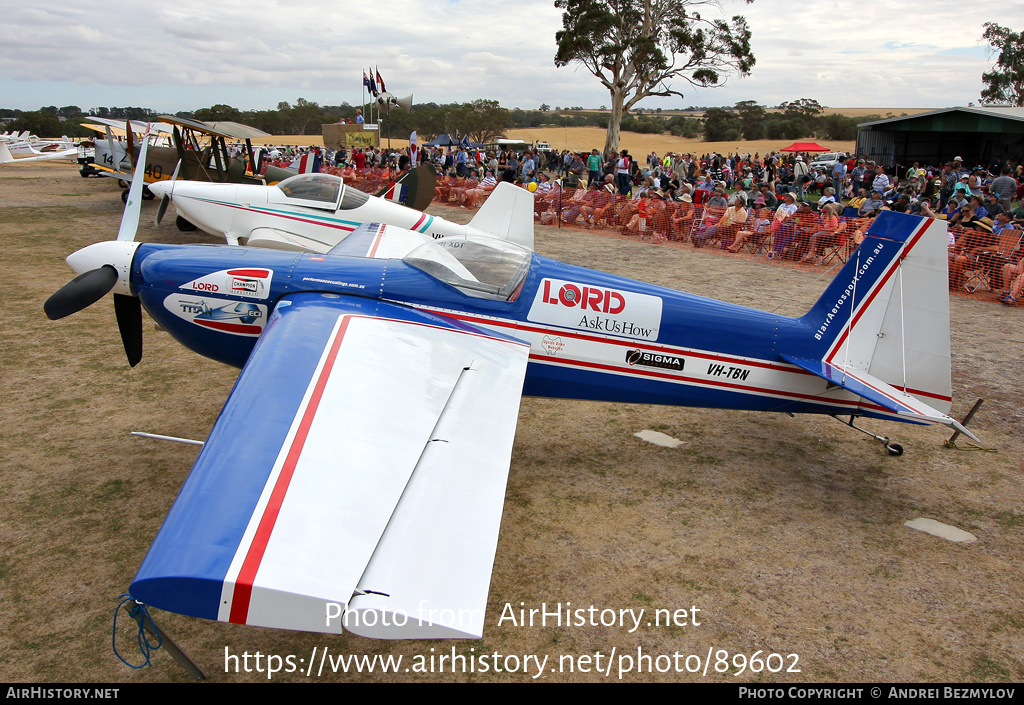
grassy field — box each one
[258,127,855,159]
[2,162,1021,683]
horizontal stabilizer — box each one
[468,182,535,250]
[781,354,978,441]
[246,227,334,252]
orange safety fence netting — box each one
[437,179,1024,308]
[330,167,1023,309]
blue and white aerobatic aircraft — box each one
[45,133,975,640]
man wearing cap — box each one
[939,163,958,207]
[984,191,1005,219]
[953,174,972,200]
[871,165,891,194]
[793,156,809,200]
[832,159,847,199]
[851,160,867,195]
[859,190,886,217]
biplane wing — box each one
[129,293,530,638]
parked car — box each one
[809,152,848,171]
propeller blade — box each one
[116,123,152,242]
[113,293,143,367]
[155,193,170,226]
[43,265,118,320]
[154,159,180,227]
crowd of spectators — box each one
[233,141,1024,306]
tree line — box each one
[2,98,881,144]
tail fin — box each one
[373,164,436,212]
[789,211,973,438]
[0,142,13,163]
[467,182,535,250]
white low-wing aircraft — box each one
[0,140,78,164]
[147,173,536,251]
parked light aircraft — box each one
[81,116,288,195]
[0,140,78,164]
[80,118,175,179]
[147,171,532,250]
[45,134,975,639]
[87,118,434,215]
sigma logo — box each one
[626,349,684,371]
[181,268,273,300]
[528,278,663,341]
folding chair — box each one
[821,220,850,265]
[741,218,774,255]
[973,228,1022,293]
[719,210,750,251]
[692,205,725,247]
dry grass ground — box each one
[1,162,1022,683]
[505,127,855,159]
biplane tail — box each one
[785,211,976,439]
[374,164,437,212]
[467,181,535,251]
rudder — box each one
[797,211,952,412]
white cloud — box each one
[0,0,998,112]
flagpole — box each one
[359,70,366,166]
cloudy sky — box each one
[0,0,998,114]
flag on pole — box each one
[376,69,386,93]
[367,70,378,97]
[410,130,418,167]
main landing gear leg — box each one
[831,415,904,456]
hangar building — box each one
[855,106,1024,169]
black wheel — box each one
[176,215,198,232]
[142,186,155,200]
[121,189,130,204]
[117,180,129,188]
[886,443,904,456]
[80,170,89,178]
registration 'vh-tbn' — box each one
[45,132,975,641]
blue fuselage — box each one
[132,243,863,420]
